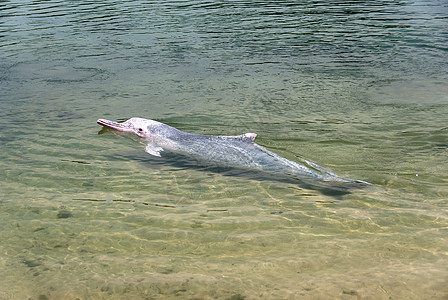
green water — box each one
[1,0,447,299]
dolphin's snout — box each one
[97,118,134,132]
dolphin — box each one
[97,117,369,188]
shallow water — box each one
[1,0,447,299]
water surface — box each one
[1,0,447,299]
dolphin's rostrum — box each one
[97,117,369,188]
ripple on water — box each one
[1,0,448,299]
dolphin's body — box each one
[97,117,368,188]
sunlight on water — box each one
[1,0,447,299]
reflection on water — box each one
[1,0,447,299]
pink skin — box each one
[97,119,142,134]
[98,118,162,139]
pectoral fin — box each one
[145,144,164,157]
[240,133,257,142]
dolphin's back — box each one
[165,132,331,181]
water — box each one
[1,0,447,299]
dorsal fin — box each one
[239,133,257,142]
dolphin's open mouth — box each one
[97,119,134,133]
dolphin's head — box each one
[97,117,163,138]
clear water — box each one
[1,0,447,299]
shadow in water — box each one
[98,127,369,198]
[117,150,367,198]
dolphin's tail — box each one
[299,157,339,177]
[298,157,370,186]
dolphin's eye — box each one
[138,128,143,132]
